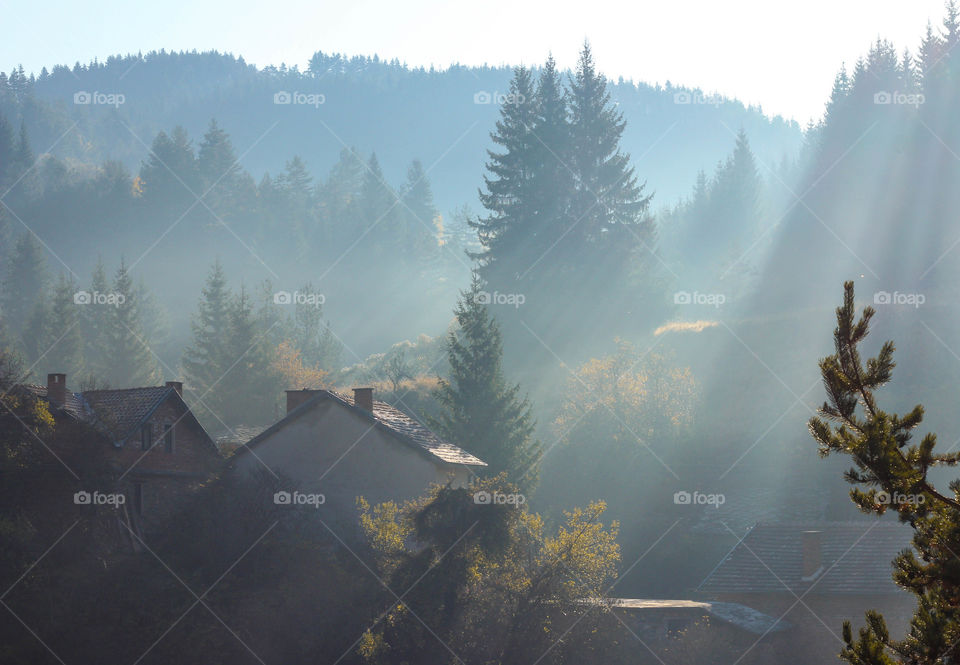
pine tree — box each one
[566,42,654,270]
[13,121,33,175]
[279,155,315,248]
[919,21,944,87]
[197,119,240,187]
[711,128,762,242]
[810,282,960,665]
[400,158,440,259]
[825,64,852,124]
[222,286,280,426]
[1,232,48,345]
[0,112,14,186]
[431,274,539,486]
[104,261,160,386]
[526,55,572,272]
[81,259,112,382]
[39,273,84,378]
[183,261,234,416]
[138,126,199,210]
[944,0,960,50]
[470,66,539,283]
[291,281,341,370]
[360,152,399,252]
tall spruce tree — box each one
[104,261,160,386]
[81,259,112,383]
[360,152,399,253]
[40,273,84,378]
[431,274,539,486]
[1,232,48,346]
[197,119,240,187]
[400,158,440,259]
[810,282,960,665]
[183,261,234,417]
[566,42,653,269]
[223,286,280,426]
[470,66,539,283]
[526,55,572,275]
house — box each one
[697,521,917,664]
[231,387,486,530]
[16,373,221,536]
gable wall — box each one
[110,395,219,475]
[234,400,474,528]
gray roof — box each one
[213,425,267,449]
[16,382,214,450]
[239,389,486,467]
[698,521,913,596]
[609,598,788,635]
[83,386,175,443]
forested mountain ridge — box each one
[1,49,802,211]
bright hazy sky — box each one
[5,0,951,123]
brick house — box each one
[17,373,221,539]
[697,521,917,664]
[231,387,486,532]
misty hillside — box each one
[5,5,960,665]
[4,50,802,211]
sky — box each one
[3,0,951,123]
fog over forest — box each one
[4,3,960,665]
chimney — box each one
[801,530,824,581]
[285,389,321,414]
[353,387,374,412]
[47,373,67,405]
[165,381,183,397]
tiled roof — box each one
[82,386,174,443]
[242,390,486,467]
[698,521,913,596]
[213,425,267,449]
[16,384,87,419]
[331,391,486,467]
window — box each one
[140,423,152,450]
[163,423,175,454]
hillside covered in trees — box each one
[5,3,960,664]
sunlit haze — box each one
[6,0,949,122]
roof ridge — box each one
[242,390,485,467]
[82,385,170,394]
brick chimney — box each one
[801,530,824,581]
[165,381,183,397]
[285,389,322,414]
[47,373,67,405]
[353,387,374,412]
